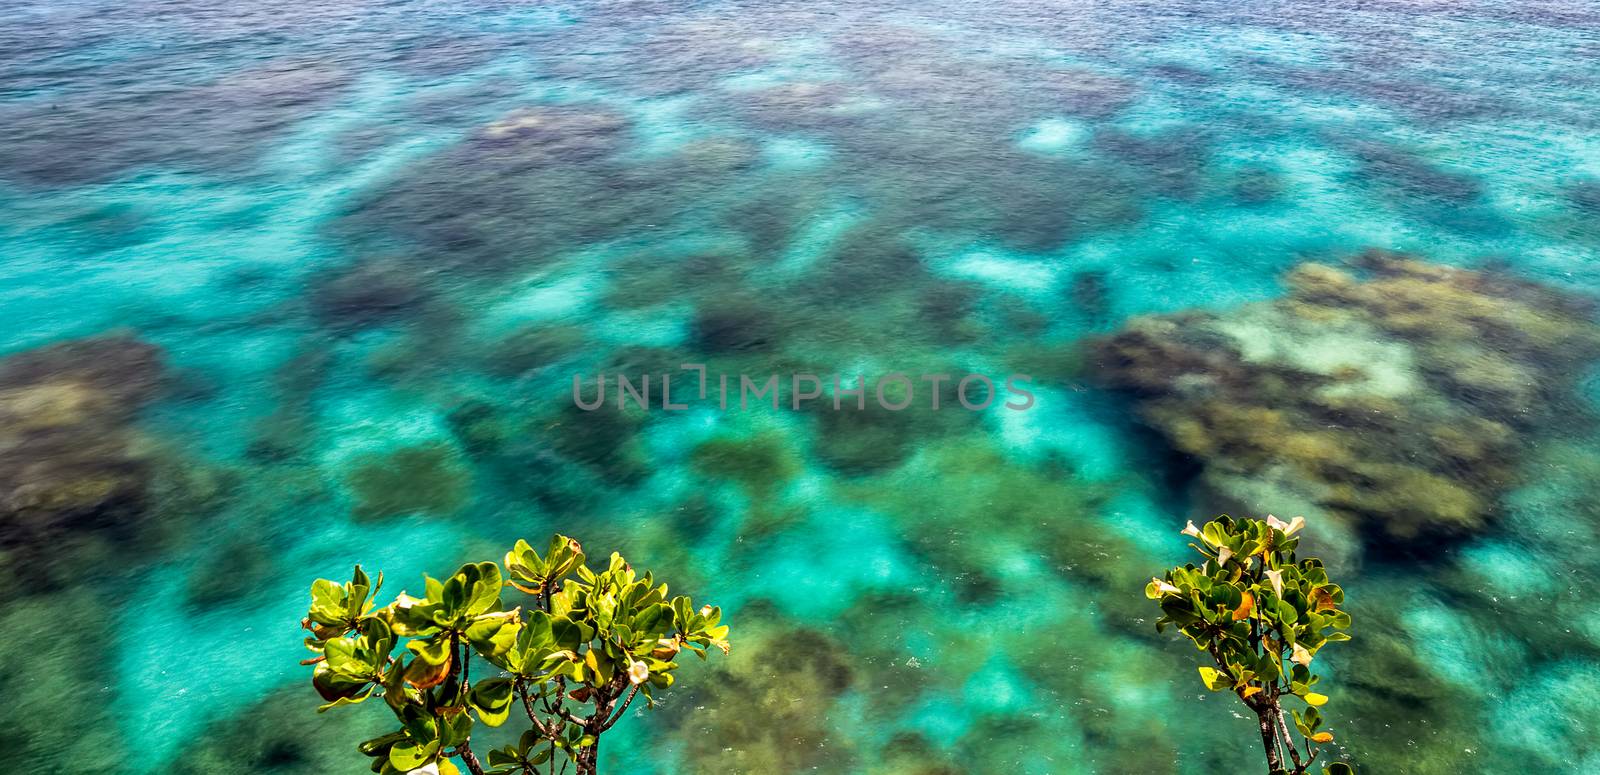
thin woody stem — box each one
[600,683,641,732]
[1275,700,1306,772]
[453,743,489,775]
[516,680,559,738]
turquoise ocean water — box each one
[3,0,1600,772]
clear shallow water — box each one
[3,0,1600,772]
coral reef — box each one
[1033,66,1141,117]
[0,57,350,184]
[537,400,652,486]
[838,438,1134,598]
[248,343,334,461]
[810,387,976,475]
[604,249,751,311]
[1090,252,1600,544]
[0,589,129,770]
[481,323,586,375]
[342,442,472,520]
[664,614,858,774]
[474,105,631,162]
[0,334,175,586]
[171,686,392,775]
[727,80,865,131]
[690,431,801,498]
[336,103,725,275]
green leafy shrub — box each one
[300,535,730,775]
[1145,515,1356,775]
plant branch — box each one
[453,742,488,775]
[516,679,559,738]
[600,683,641,732]
[1274,699,1306,772]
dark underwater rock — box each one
[307,258,432,329]
[1089,252,1600,545]
[1231,166,1286,205]
[539,400,652,486]
[690,295,785,354]
[1568,176,1600,213]
[483,323,586,376]
[0,334,167,558]
[1348,140,1483,203]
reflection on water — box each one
[3,0,1600,772]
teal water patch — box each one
[5,0,1600,772]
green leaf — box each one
[312,661,373,703]
[504,538,546,592]
[586,648,615,685]
[317,683,377,712]
[551,616,593,652]
[630,603,673,638]
[387,738,440,771]
[440,708,474,749]
[467,610,522,665]
[469,677,516,727]
[309,579,346,625]
[463,562,504,618]
[357,731,408,757]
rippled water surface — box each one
[5,1,1600,772]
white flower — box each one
[628,660,650,685]
[1217,546,1234,566]
[1181,520,1202,538]
[1266,514,1306,535]
[1150,577,1181,595]
[1291,643,1313,667]
[408,764,440,775]
[1265,569,1284,599]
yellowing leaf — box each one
[1311,732,1334,743]
[1198,667,1230,691]
[1240,686,1263,699]
[1312,587,1337,612]
[1232,591,1255,621]
[1303,692,1329,706]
